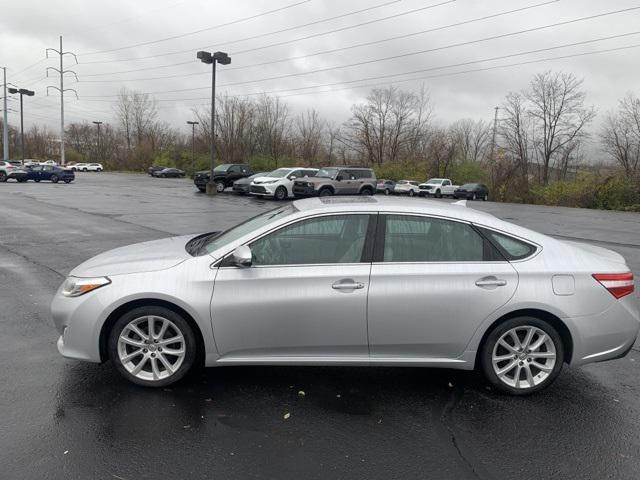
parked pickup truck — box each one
[418,178,459,198]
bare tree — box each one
[295,109,324,165]
[526,71,596,185]
[501,92,533,188]
[254,95,290,168]
[600,94,640,177]
[450,118,490,163]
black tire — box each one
[35,178,41,183]
[51,174,59,184]
[384,188,391,196]
[480,316,564,395]
[483,194,488,201]
[215,180,225,193]
[274,186,288,201]
[408,189,415,197]
[63,179,71,184]
[0,172,7,182]
[472,193,477,201]
[108,306,197,388]
[360,187,374,196]
[197,186,206,193]
[435,189,442,198]
[318,187,333,197]
[97,168,102,172]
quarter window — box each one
[480,228,536,260]
[382,215,499,262]
[250,215,370,266]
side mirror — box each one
[336,175,343,181]
[231,245,252,267]
[289,175,297,180]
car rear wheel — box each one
[384,188,391,195]
[483,194,488,201]
[480,316,564,395]
[51,174,59,183]
[319,188,333,197]
[0,172,7,182]
[108,306,197,387]
[97,168,102,172]
[83,168,88,172]
[360,187,374,196]
[63,179,71,184]
[215,181,225,193]
[275,186,288,200]
[408,189,415,197]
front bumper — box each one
[250,184,277,196]
[293,185,317,197]
[233,184,250,194]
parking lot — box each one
[1,172,639,479]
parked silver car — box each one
[51,197,639,394]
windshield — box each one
[316,167,338,179]
[461,183,478,189]
[426,178,443,183]
[266,168,291,178]
[214,164,231,172]
[186,204,298,256]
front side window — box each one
[382,215,499,262]
[266,168,290,178]
[250,215,370,266]
[316,167,338,179]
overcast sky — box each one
[2,0,640,135]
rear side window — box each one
[479,228,536,260]
[380,215,502,262]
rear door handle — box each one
[332,281,365,290]
[475,277,507,287]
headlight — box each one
[62,276,111,297]
[261,180,277,184]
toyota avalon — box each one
[51,197,639,394]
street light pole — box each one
[186,121,199,176]
[197,50,231,195]
[8,87,35,164]
[92,121,102,162]
[2,67,8,161]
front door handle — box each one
[475,276,507,288]
[332,280,365,290]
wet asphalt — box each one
[1,173,639,480]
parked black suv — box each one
[194,163,253,193]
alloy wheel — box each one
[491,325,557,390]
[216,181,225,192]
[117,315,186,382]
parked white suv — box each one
[394,180,421,196]
[85,163,103,172]
[250,167,318,200]
[418,178,459,198]
[0,160,17,182]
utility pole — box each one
[92,121,102,162]
[489,106,499,186]
[2,67,8,160]
[46,36,78,166]
[8,87,35,163]
[186,121,199,176]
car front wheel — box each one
[480,316,564,395]
[215,181,225,193]
[0,172,7,182]
[408,189,415,197]
[108,306,197,387]
[274,186,288,200]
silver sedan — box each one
[51,197,640,394]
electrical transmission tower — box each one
[46,35,78,166]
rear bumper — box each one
[565,295,640,366]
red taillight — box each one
[592,273,635,299]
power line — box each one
[76,0,456,64]
[77,0,555,78]
[76,5,633,85]
[78,0,313,55]
[79,30,640,98]
[72,0,560,81]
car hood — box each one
[70,235,194,277]
[252,176,283,184]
